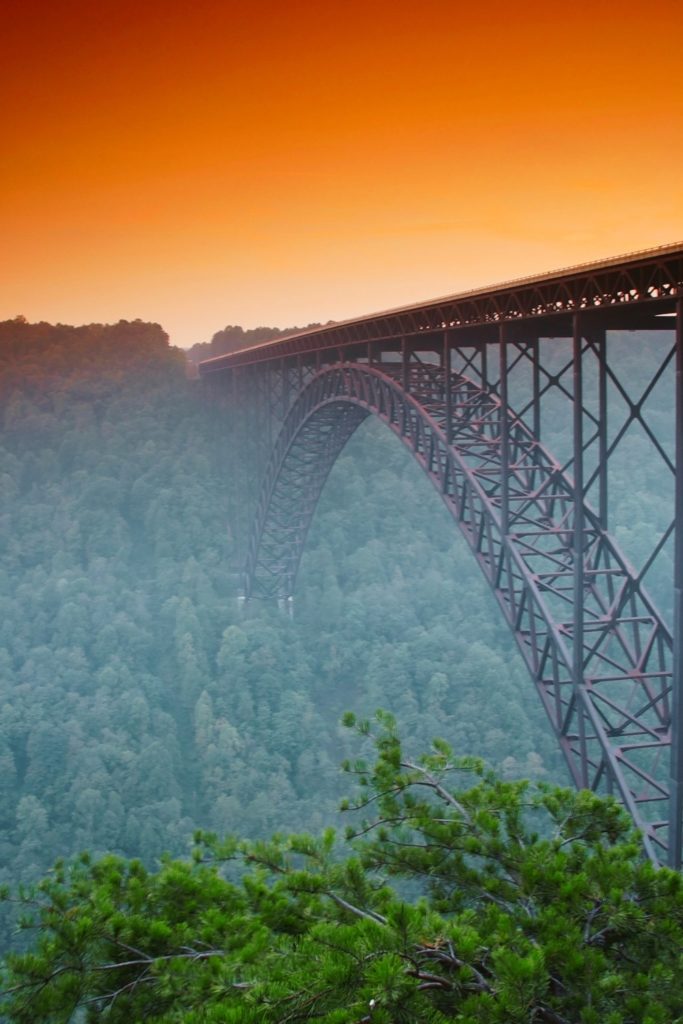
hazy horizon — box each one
[2,0,682,349]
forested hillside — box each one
[186,322,325,365]
[1,318,673,969]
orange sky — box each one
[2,0,682,348]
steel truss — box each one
[200,244,683,867]
[245,351,675,866]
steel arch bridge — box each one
[200,242,683,868]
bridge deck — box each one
[199,241,683,374]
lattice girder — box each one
[245,362,673,863]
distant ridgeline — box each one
[185,322,326,364]
[0,317,182,390]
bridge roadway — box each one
[199,242,683,868]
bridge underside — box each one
[200,246,683,868]
[248,399,369,599]
[244,358,673,866]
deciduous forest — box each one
[1,318,679,1021]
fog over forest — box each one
[1,317,679,1021]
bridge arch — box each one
[246,362,672,863]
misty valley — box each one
[1,318,682,1023]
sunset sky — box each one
[3,0,682,349]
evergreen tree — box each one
[2,713,682,1024]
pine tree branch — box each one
[327,892,387,925]
[401,761,472,820]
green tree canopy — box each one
[2,712,682,1024]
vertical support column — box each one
[573,314,588,788]
[443,330,452,445]
[265,361,273,450]
[253,363,266,482]
[297,353,303,392]
[531,337,541,442]
[280,357,289,423]
[480,341,488,391]
[670,297,683,869]
[596,329,608,531]
[238,364,265,597]
[401,336,409,394]
[499,324,510,536]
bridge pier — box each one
[671,297,683,868]
[572,315,589,789]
